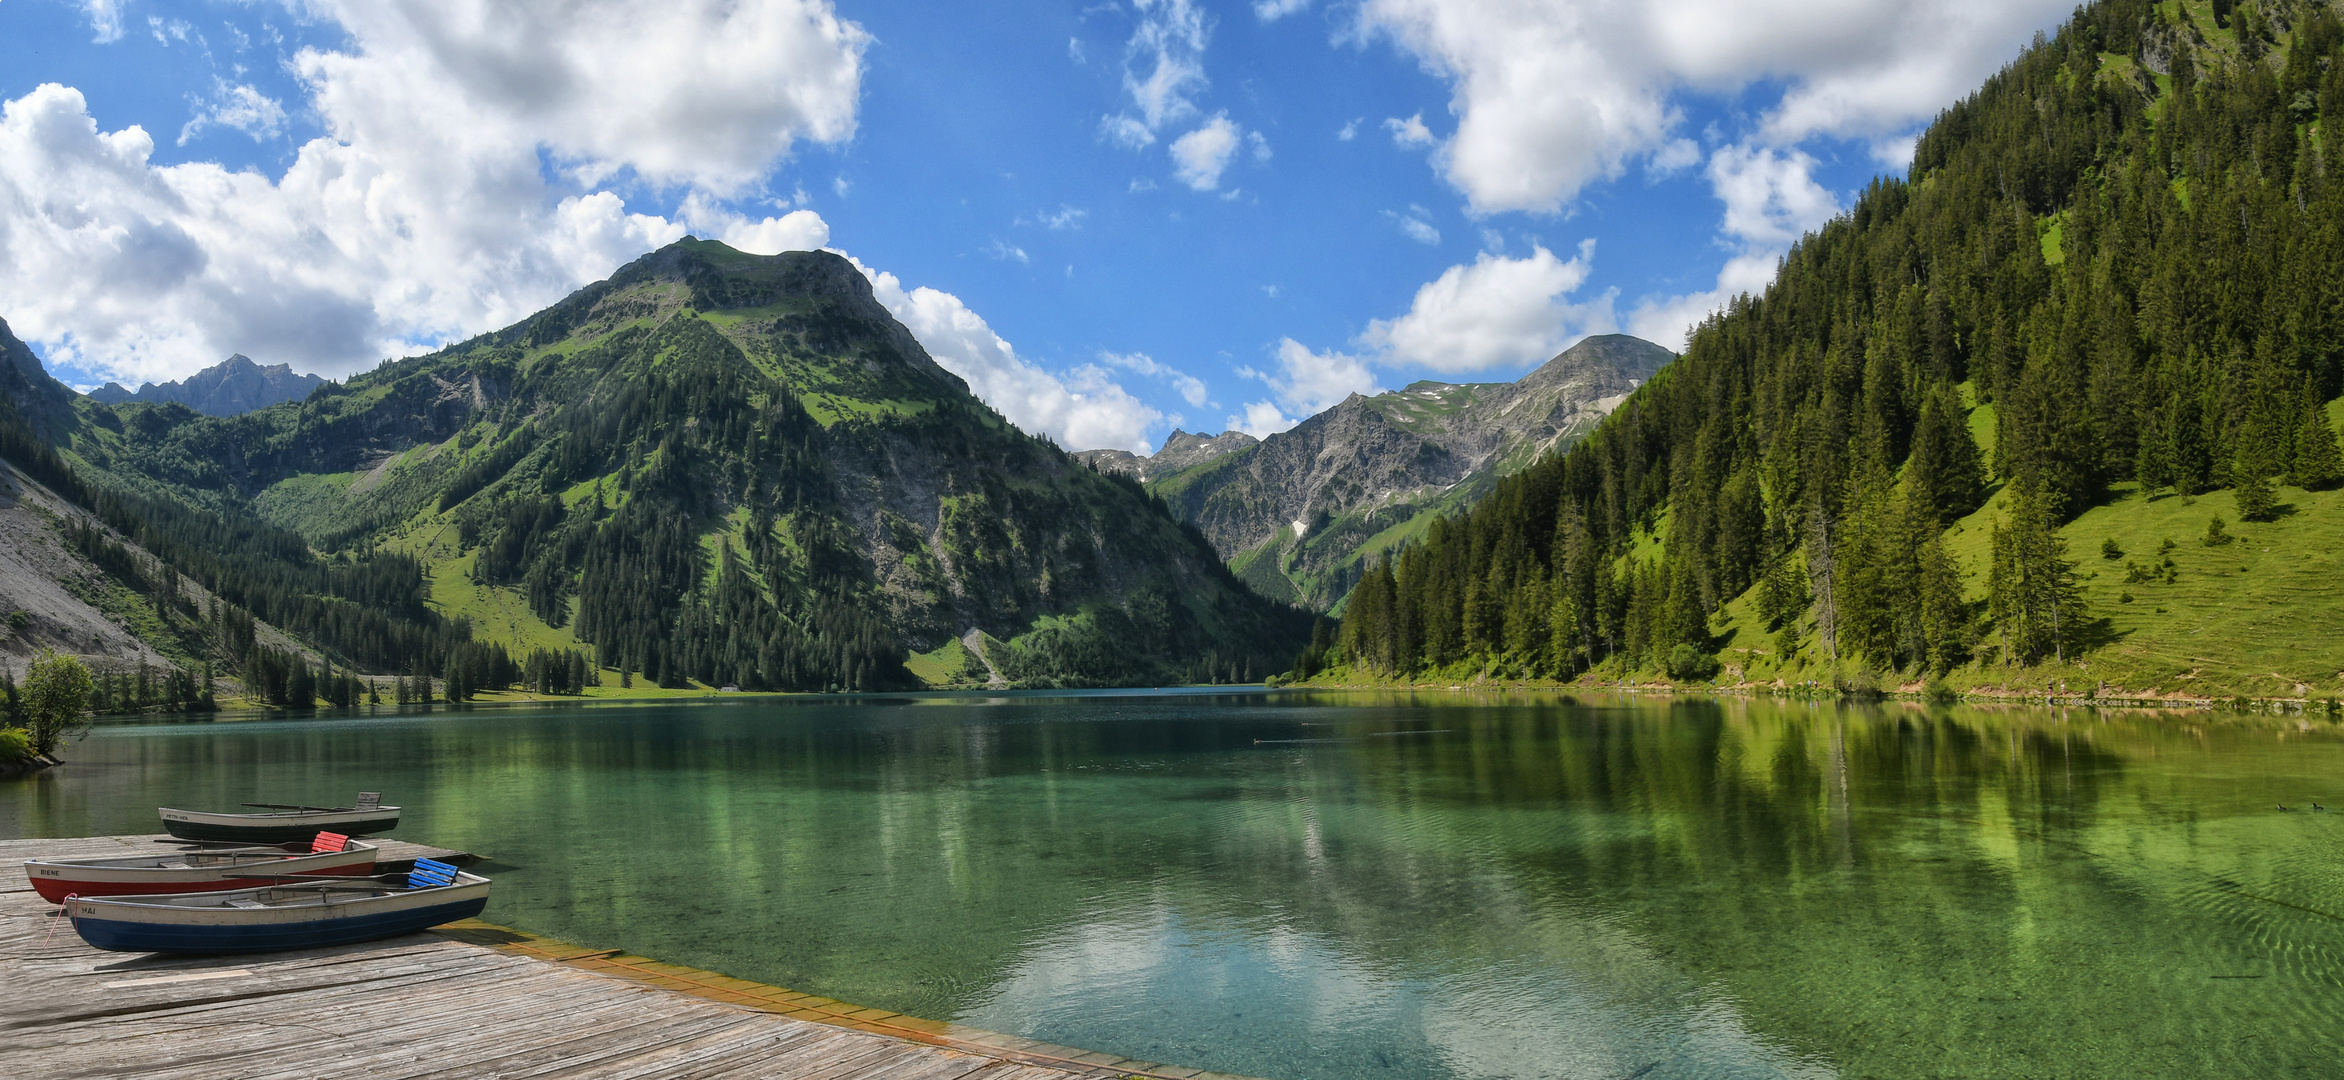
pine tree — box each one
[2233,445,2280,522]
[2288,379,2344,490]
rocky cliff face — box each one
[88,354,327,416]
[1126,334,1673,610]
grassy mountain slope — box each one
[40,240,1305,691]
[1318,0,2344,701]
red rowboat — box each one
[23,832,378,904]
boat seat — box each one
[311,831,350,853]
[355,792,382,810]
[407,859,459,889]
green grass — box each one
[905,637,978,688]
[1715,477,2344,701]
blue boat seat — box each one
[407,859,459,889]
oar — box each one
[224,872,403,882]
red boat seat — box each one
[311,832,350,853]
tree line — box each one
[1337,0,2344,682]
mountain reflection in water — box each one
[5,691,2339,1080]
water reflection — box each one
[3,693,2341,1079]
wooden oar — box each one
[223,873,402,882]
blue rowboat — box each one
[65,859,488,954]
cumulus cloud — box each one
[0,1,868,385]
[1355,0,2070,213]
[852,261,1165,453]
[1232,337,1383,436]
[1361,242,1612,372]
[1647,137,1702,177]
[1708,143,1839,245]
[311,0,867,193]
[177,82,288,146]
[1384,112,1434,148]
[1102,351,1209,407]
[1171,114,1243,191]
[1623,144,1842,349]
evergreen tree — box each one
[2287,380,2344,490]
[1987,476,2088,666]
[2233,445,2280,522]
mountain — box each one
[1324,0,2344,701]
[1,240,1308,700]
[88,355,326,416]
[1081,334,1671,611]
[1074,428,1257,482]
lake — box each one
[3,690,2341,1079]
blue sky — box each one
[0,0,2075,451]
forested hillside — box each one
[2,242,1308,701]
[1328,0,2344,698]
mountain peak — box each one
[85,352,325,416]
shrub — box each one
[0,726,30,764]
[20,650,94,757]
[1665,643,1720,682]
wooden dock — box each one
[0,836,1263,1080]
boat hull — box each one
[26,844,379,904]
[159,808,401,843]
[67,878,489,954]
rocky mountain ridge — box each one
[1081,334,1673,610]
[89,354,326,416]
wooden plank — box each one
[0,835,1254,1080]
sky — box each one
[0,0,2078,453]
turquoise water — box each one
[4,691,2342,1079]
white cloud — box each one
[177,82,288,146]
[1119,0,1211,134]
[1068,36,1087,64]
[697,206,830,256]
[1171,114,1242,191]
[0,1,869,386]
[851,261,1164,453]
[1101,113,1157,149]
[1384,112,1434,148]
[984,239,1031,264]
[1385,205,1439,245]
[1230,400,1298,439]
[1247,130,1271,162]
[1708,143,1839,245]
[1255,0,1312,20]
[1626,251,1775,352]
[833,175,851,197]
[81,0,125,44]
[1336,117,1360,141]
[1360,242,1612,372]
[1622,144,1841,350]
[1355,0,2071,213]
[1033,204,1088,230]
[311,0,866,194]
[1869,133,1920,171]
[1102,350,1208,406]
[1271,337,1380,413]
[1648,137,1701,177]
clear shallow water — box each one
[4,691,2342,1080]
